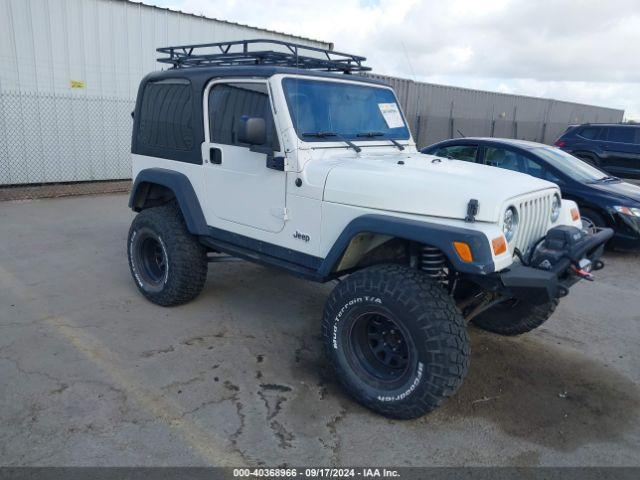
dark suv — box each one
[554,123,640,179]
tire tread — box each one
[322,264,469,419]
[128,202,207,306]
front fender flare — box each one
[318,214,495,276]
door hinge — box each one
[270,207,290,221]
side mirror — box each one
[237,116,266,145]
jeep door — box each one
[202,80,286,233]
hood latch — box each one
[465,199,479,223]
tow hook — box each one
[572,258,595,281]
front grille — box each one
[510,191,554,257]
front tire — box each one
[322,264,469,419]
[472,299,558,336]
[128,202,207,306]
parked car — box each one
[554,123,640,179]
[422,138,640,250]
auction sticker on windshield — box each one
[378,103,404,128]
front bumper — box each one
[496,227,614,304]
[610,212,640,251]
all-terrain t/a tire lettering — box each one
[128,202,208,306]
[322,264,469,419]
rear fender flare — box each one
[129,168,207,235]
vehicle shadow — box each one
[205,263,639,453]
[427,327,640,452]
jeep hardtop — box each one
[127,39,613,419]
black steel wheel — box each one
[131,228,168,290]
[349,312,412,384]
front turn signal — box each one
[571,208,580,221]
[492,236,507,256]
[453,241,473,263]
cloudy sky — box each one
[153,0,640,120]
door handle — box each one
[210,147,222,165]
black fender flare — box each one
[129,168,208,235]
[317,214,496,277]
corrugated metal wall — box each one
[369,74,624,148]
[0,0,329,185]
[0,0,626,186]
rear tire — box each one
[128,202,207,306]
[472,299,558,336]
[322,264,469,419]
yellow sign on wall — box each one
[70,80,85,89]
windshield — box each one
[531,147,612,183]
[282,78,410,142]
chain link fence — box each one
[0,91,133,201]
[0,83,626,202]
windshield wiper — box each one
[302,131,361,153]
[357,131,405,151]
[593,175,620,183]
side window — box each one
[607,126,636,144]
[484,147,527,173]
[578,127,600,140]
[522,157,562,183]
[208,82,280,151]
[138,79,193,151]
[434,145,478,162]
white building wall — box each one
[0,0,626,185]
[0,0,330,185]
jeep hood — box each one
[323,153,557,222]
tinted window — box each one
[606,126,635,144]
[434,145,477,162]
[531,147,609,182]
[282,78,410,141]
[521,157,562,183]
[578,127,600,140]
[209,82,280,150]
[484,147,528,173]
[138,79,193,151]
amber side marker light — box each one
[492,236,507,256]
[453,241,473,263]
[571,208,580,221]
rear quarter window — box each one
[138,79,194,151]
[606,126,636,144]
[577,127,601,140]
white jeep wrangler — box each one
[127,40,612,419]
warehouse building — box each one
[0,0,625,191]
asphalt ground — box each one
[1,194,638,466]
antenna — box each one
[401,41,421,146]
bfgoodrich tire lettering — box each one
[322,264,469,419]
[127,202,207,306]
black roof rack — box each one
[157,38,371,73]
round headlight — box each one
[503,207,519,243]
[551,194,561,222]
